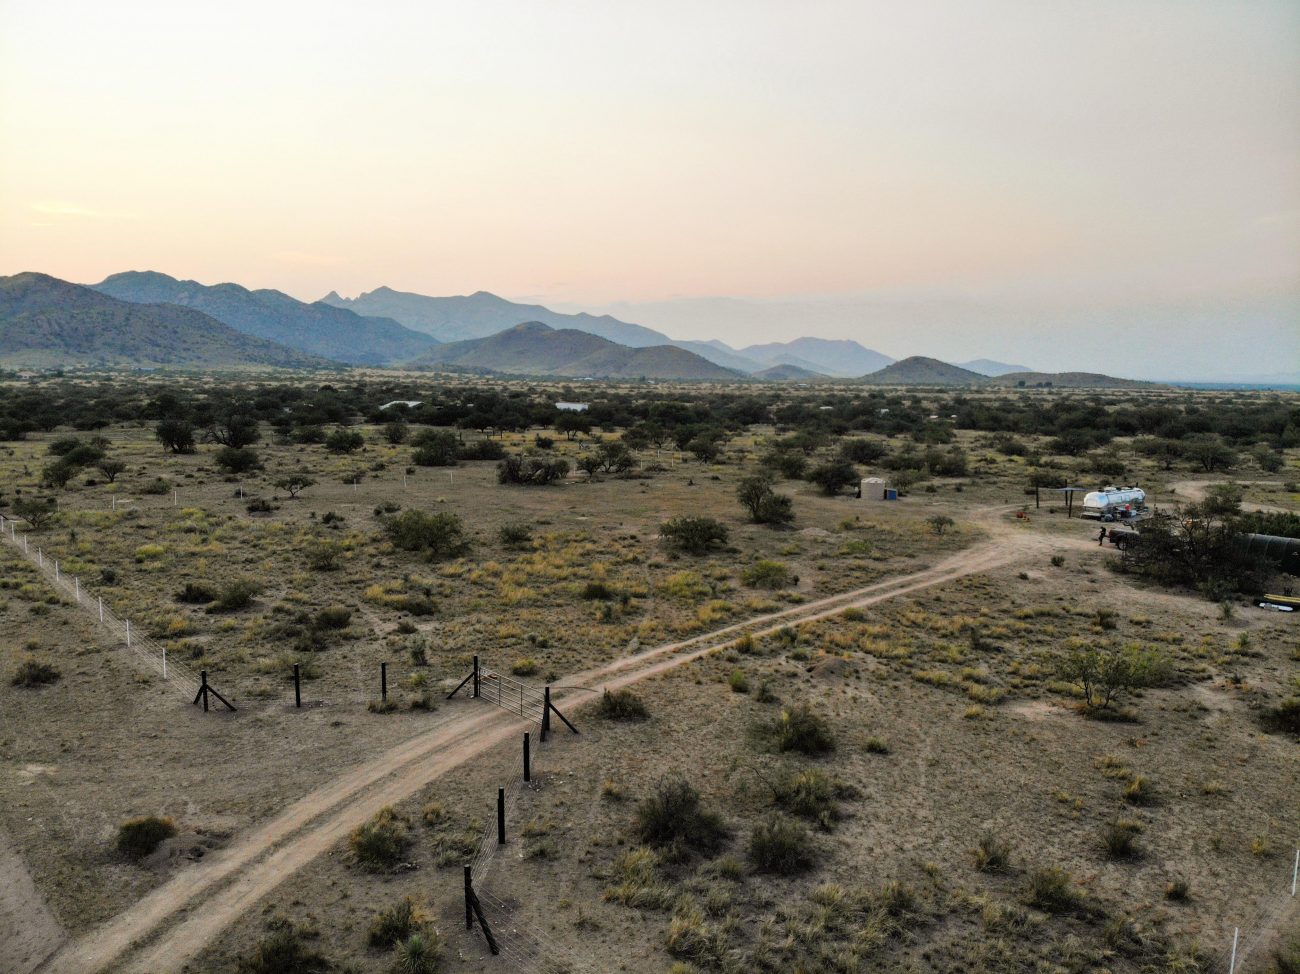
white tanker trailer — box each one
[1081,486,1146,521]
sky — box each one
[1,0,1297,380]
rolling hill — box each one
[861,356,988,385]
[991,371,1152,389]
[753,363,828,381]
[406,321,740,380]
[322,287,673,347]
[94,271,436,366]
[741,337,894,377]
[0,273,325,369]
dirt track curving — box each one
[40,512,1058,974]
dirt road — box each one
[0,828,64,974]
[40,515,1058,974]
[1169,480,1294,515]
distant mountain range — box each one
[407,321,740,380]
[94,271,435,366]
[0,273,324,369]
[0,269,1154,386]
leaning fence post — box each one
[1229,927,1239,974]
[497,787,506,845]
[1292,848,1298,896]
[381,662,388,702]
[294,663,302,708]
[523,732,531,782]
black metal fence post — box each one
[381,662,388,702]
[464,864,473,929]
[200,670,209,712]
[497,787,505,845]
[472,654,480,698]
[523,732,531,782]
[542,685,552,741]
[293,663,301,708]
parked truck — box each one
[1081,486,1146,522]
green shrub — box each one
[1024,867,1081,913]
[325,428,364,454]
[740,560,794,590]
[764,703,835,755]
[771,769,855,827]
[596,688,649,721]
[391,932,443,974]
[728,669,749,693]
[511,658,539,676]
[1103,819,1143,860]
[315,605,352,630]
[210,578,261,612]
[117,816,177,859]
[749,815,816,874]
[1057,643,1174,709]
[864,736,889,755]
[1124,775,1155,806]
[11,657,60,687]
[349,807,410,870]
[582,581,615,600]
[215,446,262,474]
[635,778,729,853]
[497,455,569,485]
[368,897,425,949]
[973,833,1011,872]
[498,522,533,547]
[383,510,470,561]
[660,516,729,555]
[176,581,217,604]
[236,918,333,974]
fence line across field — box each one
[0,513,203,699]
[1212,850,1299,974]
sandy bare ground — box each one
[1169,479,1295,515]
[39,512,1061,974]
[0,827,65,974]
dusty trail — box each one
[1168,479,1294,515]
[41,512,1051,974]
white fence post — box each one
[1229,927,1239,973]
[37,547,42,567]
[173,488,178,506]
[125,619,131,647]
[54,561,59,582]
[74,576,80,601]
[98,596,103,622]
[162,647,167,679]
[1292,848,1298,897]
[23,534,28,552]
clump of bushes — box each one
[117,815,177,859]
[236,917,333,974]
[771,769,855,828]
[498,522,533,547]
[349,807,410,871]
[1103,819,1143,860]
[635,778,729,853]
[1057,643,1174,710]
[596,687,649,721]
[315,605,352,630]
[497,455,569,486]
[973,833,1012,872]
[391,932,442,974]
[740,560,794,589]
[761,703,835,755]
[383,510,470,561]
[11,657,60,687]
[749,815,816,874]
[176,581,218,604]
[510,658,538,676]
[1024,866,1082,914]
[209,578,261,612]
[660,516,729,555]
[1262,697,1300,735]
[368,896,426,949]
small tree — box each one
[96,459,127,483]
[325,427,364,454]
[383,510,470,561]
[383,421,409,445]
[661,516,729,555]
[927,514,955,535]
[274,473,316,499]
[13,496,57,529]
[555,411,592,440]
[155,419,196,454]
[215,446,262,475]
[807,459,858,496]
[1057,644,1173,710]
[411,430,460,467]
[737,475,794,525]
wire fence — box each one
[1210,849,1299,973]
[0,512,204,700]
[456,663,596,974]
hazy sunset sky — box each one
[2,1,1297,378]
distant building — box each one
[379,400,423,411]
[556,401,589,412]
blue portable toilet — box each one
[884,488,898,501]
